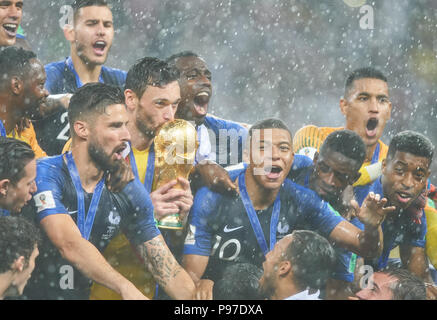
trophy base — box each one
[157,214,183,230]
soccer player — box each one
[90,57,194,300]
[35,0,126,155]
[293,67,391,190]
[0,216,40,299]
[166,51,249,193]
[293,67,437,276]
[183,118,393,297]
[354,131,436,294]
[349,267,426,300]
[0,137,36,216]
[289,130,367,299]
[23,83,195,300]
[227,129,367,299]
[259,231,336,300]
[0,46,48,158]
[0,0,22,47]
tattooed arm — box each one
[138,234,196,300]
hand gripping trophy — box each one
[153,119,198,229]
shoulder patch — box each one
[34,191,56,213]
[297,147,317,160]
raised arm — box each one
[137,234,196,300]
[41,214,147,300]
[38,94,72,119]
[329,193,394,258]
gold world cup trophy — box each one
[153,119,198,229]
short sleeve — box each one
[33,158,69,221]
[183,187,222,256]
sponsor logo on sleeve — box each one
[34,191,56,213]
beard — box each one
[136,116,157,138]
[258,274,276,300]
[75,41,106,67]
[88,139,121,173]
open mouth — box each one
[3,23,17,37]
[396,191,412,204]
[264,165,283,179]
[93,40,107,56]
[193,91,210,117]
[113,144,127,160]
[365,118,378,137]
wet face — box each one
[71,5,114,66]
[87,104,130,171]
[0,0,22,46]
[341,78,391,149]
[259,234,293,299]
[174,56,212,126]
[355,272,397,300]
[134,81,180,138]
[248,128,294,191]
[22,59,49,120]
[4,158,37,213]
[312,148,360,204]
[381,151,430,210]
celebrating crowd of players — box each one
[0,0,436,300]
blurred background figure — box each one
[213,263,264,300]
[350,267,426,300]
[0,216,41,299]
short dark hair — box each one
[248,118,292,140]
[0,137,35,185]
[345,67,387,97]
[0,46,37,88]
[0,216,41,273]
[124,57,180,99]
[166,51,200,67]
[380,266,426,300]
[213,263,264,300]
[284,230,336,290]
[320,130,366,170]
[387,130,434,165]
[72,0,110,22]
[68,82,125,133]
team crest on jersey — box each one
[108,210,121,225]
[34,191,56,213]
[277,221,290,234]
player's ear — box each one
[313,152,319,165]
[278,260,291,277]
[11,256,25,273]
[381,158,387,174]
[63,24,75,42]
[10,76,23,95]
[124,89,139,112]
[73,120,89,140]
[0,179,10,198]
[339,98,348,116]
[242,138,250,163]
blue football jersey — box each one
[23,155,159,300]
[184,169,344,282]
